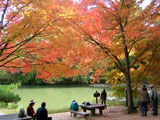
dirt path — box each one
[49,106,160,120]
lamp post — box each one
[93,91,100,104]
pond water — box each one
[0,85,125,114]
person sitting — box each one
[18,108,27,118]
[36,102,52,120]
[27,100,36,119]
[70,100,79,116]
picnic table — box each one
[80,104,106,116]
[0,114,32,120]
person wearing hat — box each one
[149,84,158,116]
[27,100,36,118]
[36,102,52,120]
[140,85,150,116]
[70,100,79,116]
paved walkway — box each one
[50,106,160,120]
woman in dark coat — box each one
[140,86,150,116]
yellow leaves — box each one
[105,69,124,85]
[1,0,158,84]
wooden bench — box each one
[0,114,32,120]
[70,110,89,119]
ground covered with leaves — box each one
[50,106,160,120]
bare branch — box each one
[128,41,136,54]
[0,0,33,29]
[0,0,9,27]
[0,56,18,67]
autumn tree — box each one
[0,0,45,69]
[1,0,159,114]
[0,0,80,76]
[0,0,95,82]
[72,0,160,113]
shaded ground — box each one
[49,106,160,120]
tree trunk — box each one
[124,46,136,114]
[125,72,136,113]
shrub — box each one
[11,70,43,85]
[0,69,43,85]
[0,84,21,103]
[0,102,7,108]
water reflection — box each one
[108,97,125,101]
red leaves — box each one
[0,0,159,84]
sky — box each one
[139,0,152,8]
[73,0,152,7]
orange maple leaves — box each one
[0,0,159,84]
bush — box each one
[0,102,7,108]
[0,69,44,85]
[51,75,90,84]
[0,102,19,109]
[0,84,21,103]
[0,69,12,84]
[0,91,21,103]
[8,103,19,109]
[11,70,43,85]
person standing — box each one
[140,85,150,116]
[36,102,52,120]
[149,84,158,116]
[100,89,107,105]
[27,100,36,119]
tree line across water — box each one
[0,69,97,85]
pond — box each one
[0,85,125,114]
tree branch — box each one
[0,0,9,27]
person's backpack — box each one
[82,102,90,106]
[18,108,27,118]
